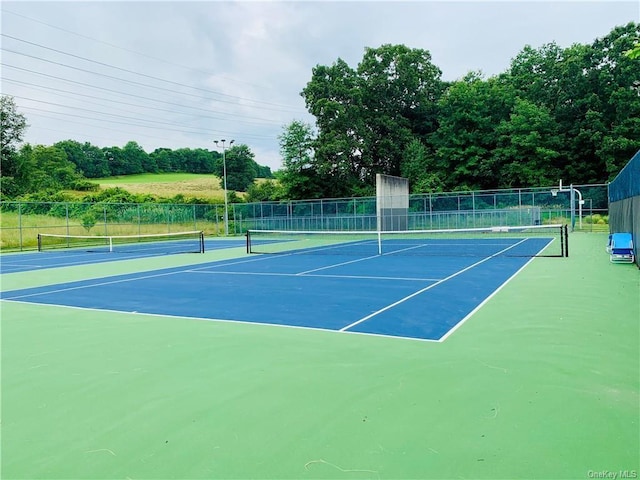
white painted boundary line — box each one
[1,252,279,297]
[438,238,554,342]
[295,254,381,275]
[0,299,440,343]
[186,269,442,283]
[1,268,191,300]
[339,238,529,333]
[437,255,538,342]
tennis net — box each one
[246,224,568,258]
[38,231,205,255]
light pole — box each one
[214,139,234,235]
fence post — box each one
[472,191,476,227]
[65,203,70,237]
[18,202,23,251]
[103,205,108,236]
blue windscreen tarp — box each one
[609,150,640,202]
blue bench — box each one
[606,233,635,263]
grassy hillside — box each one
[93,173,226,200]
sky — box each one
[1,1,638,171]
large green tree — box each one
[400,138,443,193]
[0,95,28,196]
[301,58,362,197]
[355,44,442,176]
[121,141,148,175]
[15,144,82,192]
[506,23,640,183]
[493,99,563,187]
[221,144,258,192]
[432,73,516,190]
[277,120,324,199]
[0,95,27,167]
[592,23,640,179]
[54,140,110,178]
[300,45,444,197]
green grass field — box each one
[93,173,214,184]
[1,233,638,479]
[94,173,227,200]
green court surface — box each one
[1,233,638,479]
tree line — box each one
[0,103,272,200]
[273,22,640,199]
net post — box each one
[37,233,42,252]
[200,231,205,253]
[246,230,251,254]
[377,231,382,255]
[564,224,569,257]
[109,237,113,253]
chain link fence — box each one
[1,184,608,251]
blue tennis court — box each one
[1,234,547,341]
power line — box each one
[2,77,282,127]
[23,113,178,144]
[19,104,276,140]
[1,33,304,112]
[2,8,275,92]
[1,63,290,124]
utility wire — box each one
[2,47,303,114]
[0,33,303,111]
[1,63,289,124]
[20,105,276,140]
[2,8,274,91]
[2,77,282,127]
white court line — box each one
[293,238,455,275]
[437,255,538,342]
[2,246,359,299]
[295,254,380,275]
[339,238,528,332]
[437,238,554,342]
[0,299,439,343]
[186,269,442,282]
[1,263,47,268]
[1,251,173,271]
[187,243,389,275]
[1,247,348,299]
[2,267,193,300]
[186,248,316,271]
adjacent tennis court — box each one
[0,236,245,274]
[1,232,638,479]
